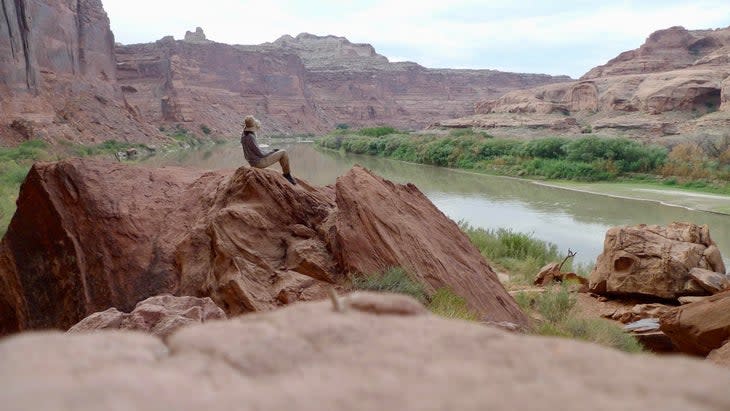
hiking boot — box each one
[283,173,297,185]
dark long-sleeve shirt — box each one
[241,131,267,164]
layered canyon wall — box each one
[0,2,570,144]
[441,26,730,139]
[115,32,571,136]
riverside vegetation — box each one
[317,127,730,193]
[460,224,642,352]
[0,127,221,233]
[352,225,642,353]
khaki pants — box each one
[252,150,291,174]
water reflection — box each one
[144,141,730,266]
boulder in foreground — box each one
[1,293,729,411]
[0,159,526,334]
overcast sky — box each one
[102,0,730,78]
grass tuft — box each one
[428,288,479,321]
[349,267,428,303]
[349,268,480,321]
[514,286,643,353]
[458,221,587,284]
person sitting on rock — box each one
[240,115,297,185]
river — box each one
[144,140,730,267]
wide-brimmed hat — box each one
[243,115,261,132]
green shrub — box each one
[476,139,522,159]
[315,132,678,184]
[0,161,30,185]
[534,285,575,323]
[357,126,398,137]
[460,222,563,283]
[562,317,644,353]
[200,124,212,135]
[519,137,569,159]
[335,123,350,130]
[520,158,614,181]
[350,267,427,303]
[0,140,49,162]
[428,288,479,321]
[564,137,667,172]
[514,287,643,353]
[423,138,456,166]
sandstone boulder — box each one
[328,166,526,324]
[707,343,730,368]
[605,303,673,324]
[679,296,709,305]
[68,294,225,338]
[533,262,587,288]
[689,268,729,294]
[1,293,730,411]
[0,159,525,335]
[660,290,730,356]
[588,223,723,299]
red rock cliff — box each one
[1,2,569,143]
[115,32,571,135]
[442,26,730,139]
[0,0,162,144]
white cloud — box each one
[101,0,730,77]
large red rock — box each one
[588,223,723,299]
[660,290,730,356]
[1,294,730,411]
[68,294,225,338]
[0,159,526,335]
[328,168,526,324]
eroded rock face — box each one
[660,290,730,356]
[115,33,570,135]
[588,223,724,299]
[2,294,730,411]
[0,159,525,335]
[0,0,163,144]
[443,26,730,138]
[68,294,225,338]
[328,167,526,323]
[583,26,725,79]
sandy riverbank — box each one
[534,181,730,215]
